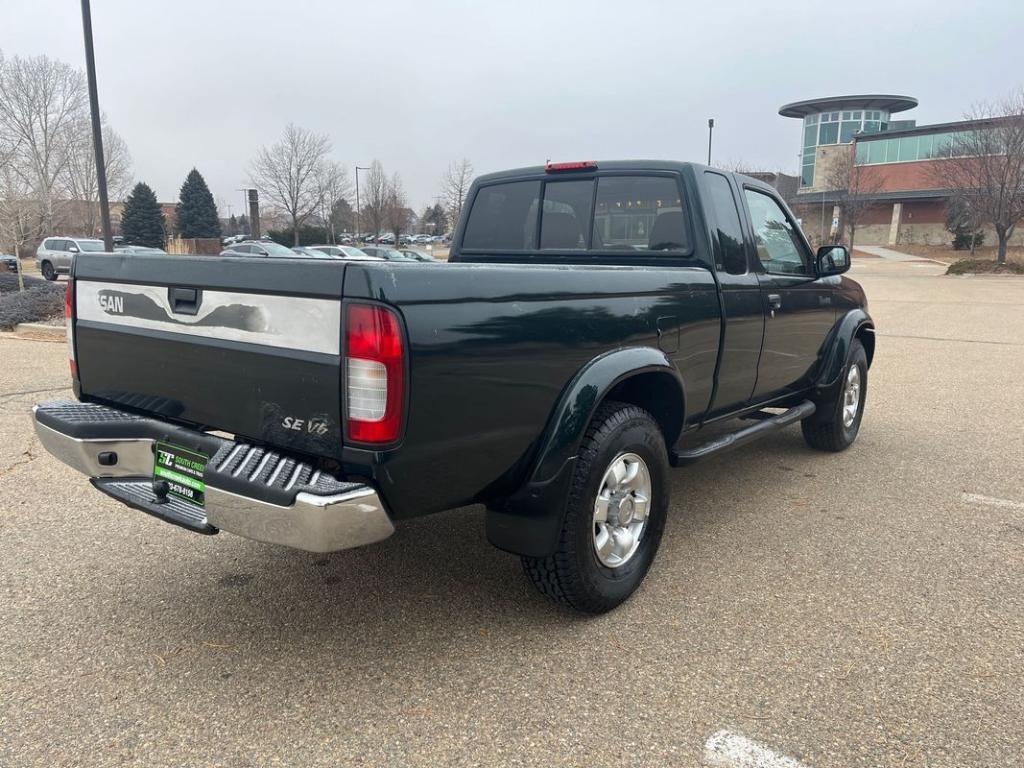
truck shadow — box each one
[121,428,825,650]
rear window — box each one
[540,180,592,250]
[77,241,106,252]
[592,176,687,252]
[462,174,689,254]
[462,181,540,250]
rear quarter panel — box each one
[343,261,720,518]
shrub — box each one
[947,259,1024,275]
[267,225,331,247]
[0,272,50,295]
[952,231,984,251]
[0,280,65,330]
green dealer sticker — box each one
[153,442,208,508]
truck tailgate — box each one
[71,253,347,459]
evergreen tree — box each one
[238,214,250,236]
[227,214,238,235]
[175,168,221,238]
[120,182,166,248]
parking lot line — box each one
[703,730,811,768]
[962,492,1024,512]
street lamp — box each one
[354,165,370,240]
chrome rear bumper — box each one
[32,403,394,553]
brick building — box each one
[779,94,1023,248]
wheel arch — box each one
[815,309,874,396]
[486,347,684,557]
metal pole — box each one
[707,118,715,166]
[354,166,369,241]
[80,0,113,252]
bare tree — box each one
[929,91,1024,265]
[62,119,133,235]
[313,160,351,244]
[441,158,473,233]
[0,53,88,231]
[250,124,332,245]
[826,150,886,253]
[0,162,44,292]
[384,173,412,242]
[360,160,388,237]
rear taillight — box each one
[345,303,405,444]
[65,278,76,378]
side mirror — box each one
[68,245,80,254]
[816,245,849,276]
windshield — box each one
[77,241,106,252]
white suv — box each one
[36,237,107,280]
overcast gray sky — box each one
[6,0,1023,216]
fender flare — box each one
[815,309,875,396]
[486,347,685,557]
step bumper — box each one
[32,401,394,553]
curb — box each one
[10,322,66,341]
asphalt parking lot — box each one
[1,258,1022,767]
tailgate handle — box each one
[169,287,201,315]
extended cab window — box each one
[592,176,688,252]
[704,172,747,274]
[462,181,541,250]
[743,188,810,276]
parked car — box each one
[291,246,337,259]
[360,246,417,261]
[32,160,872,613]
[1,253,19,272]
[115,246,167,254]
[399,249,438,262]
[220,240,303,258]
[36,237,107,280]
[309,245,383,261]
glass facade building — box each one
[801,110,890,186]
[779,95,918,188]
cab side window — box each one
[704,173,747,274]
[743,189,810,276]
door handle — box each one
[169,287,200,315]
[767,294,782,319]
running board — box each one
[670,401,816,467]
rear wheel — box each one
[521,401,669,613]
[41,261,56,281]
[802,339,867,451]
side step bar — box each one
[670,400,816,467]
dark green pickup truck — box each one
[34,160,873,612]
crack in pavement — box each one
[876,332,1023,347]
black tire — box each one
[521,401,669,614]
[41,261,56,281]
[802,339,868,452]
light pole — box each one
[354,165,370,241]
[80,0,113,251]
[707,118,715,166]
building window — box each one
[840,121,861,143]
[801,162,814,187]
[818,122,839,145]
